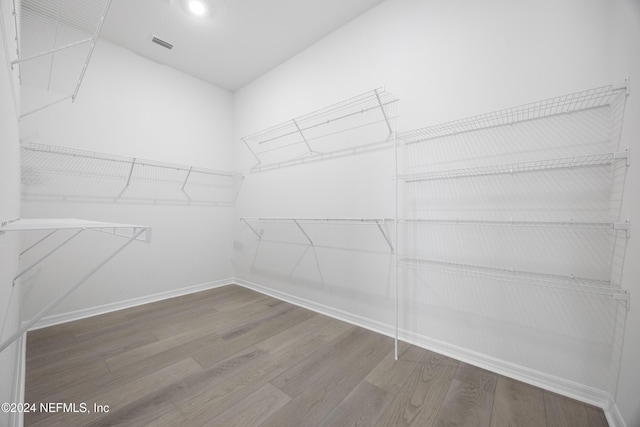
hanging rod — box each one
[398,151,629,182]
[399,81,629,145]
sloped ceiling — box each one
[99,0,386,91]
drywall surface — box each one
[0,2,22,425]
[610,1,640,425]
[233,0,636,412]
[18,38,237,319]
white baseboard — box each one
[30,278,233,330]
[234,278,396,338]
[9,333,26,427]
[234,277,624,426]
[605,396,627,427]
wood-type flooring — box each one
[24,285,609,426]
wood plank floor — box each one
[24,285,609,426]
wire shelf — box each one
[241,88,399,172]
[398,82,628,145]
[13,0,112,117]
[399,257,626,297]
[401,218,629,233]
[398,152,627,182]
[240,217,395,252]
[21,143,243,205]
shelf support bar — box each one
[240,218,262,240]
[292,119,316,154]
[614,221,631,239]
[46,0,63,92]
[614,148,630,166]
[12,229,85,286]
[613,290,630,311]
[71,0,113,101]
[375,220,394,253]
[181,167,193,201]
[375,89,393,137]
[19,95,73,119]
[0,227,146,354]
[20,230,58,256]
[116,158,136,199]
[11,38,94,66]
[241,137,262,170]
[292,219,314,245]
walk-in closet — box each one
[1,0,639,426]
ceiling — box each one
[99,0,386,92]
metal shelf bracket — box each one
[613,290,631,311]
[614,221,631,239]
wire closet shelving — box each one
[395,81,631,358]
[241,87,399,172]
[21,143,244,206]
[240,217,395,252]
[0,218,151,354]
[10,0,112,118]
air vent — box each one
[151,35,173,50]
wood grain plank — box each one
[255,313,330,353]
[25,357,202,426]
[433,362,498,427]
[584,403,609,427]
[26,329,158,377]
[318,380,394,427]
[84,347,269,426]
[191,305,316,368]
[544,392,591,427]
[262,329,391,427]
[490,375,546,427]
[152,334,330,425]
[365,342,427,395]
[205,383,291,427]
[269,326,375,397]
[375,350,459,427]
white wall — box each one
[0,1,23,425]
[609,1,640,425]
[18,38,237,320]
[233,0,639,422]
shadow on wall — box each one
[234,221,396,310]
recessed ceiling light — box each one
[188,0,206,16]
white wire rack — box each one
[240,217,395,252]
[0,218,151,353]
[400,218,630,237]
[241,88,399,172]
[21,143,243,206]
[399,82,628,145]
[399,257,629,304]
[11,0,112,118]
[396,82,632,366]
[398,151,629,182]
